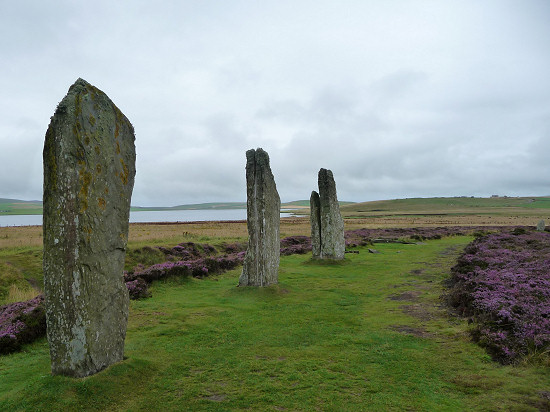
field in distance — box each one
[340,196,550,215]
[0,199,352,215]
[0,199,42,215]
[333,196,550,228]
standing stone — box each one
[537,219,545,232]
[310,168,345,259]
[310,191,322,258]
[43,78,136,377]
[238,148,280,286]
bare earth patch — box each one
[388,291,422,301]
[389,325,432,338]
[205,394,226,402]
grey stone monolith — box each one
[238,148,280,286]
[43,78,136,377]
[537,219,545,232]
[310,168,345,259]
[310,191,322,258]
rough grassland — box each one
[336,197,550,227]
[1,237,549,411]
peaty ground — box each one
[1,236,549,411]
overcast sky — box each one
[1,1,549,206]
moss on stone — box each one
[78,169,92,212]
[44,125,58,191]
[74,94,82,118]
[76,147,85,161]
[119,158,129,185]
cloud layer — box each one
[1,1,549,205]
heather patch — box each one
[344,226,508,248]
[220,242,247,254]
[126,278,152,300]
[448,230,550,363]
[280,235,311,255]
[125,237,313,292]
[158,242,217,261]
[1,278,153,355]
[124,241,248,297]
[0,295,45,355]
[125,253,245,285]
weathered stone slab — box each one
[310,190,321,258]
[537,219,545,232]
[311,168,345,259]
[239,148,280,286]
[43,78,135,377]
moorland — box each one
[1,196,550,411]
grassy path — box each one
[1,236,549,411]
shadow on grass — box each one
[301,258,351,267]
[232,283,293,298]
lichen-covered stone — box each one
[537,219,545,232]
[238,148,280,286]
[43,78,136,377]
[310,191,321,258]
[311,168,345,259]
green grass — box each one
[0,247,43,303]
[340,196,550,214]
[1,237,549,411]
[124,245,169,272]
[524,197,550,209]
[0,199,43,215]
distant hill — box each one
[340,196,549,211]
[0,199,43,215]
[8,195,548,218]
[131,202,247,212]
[337,196,550,218]
[1,199,350,216]
[281,200,355,209]
[132,200,355,212]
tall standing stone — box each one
[238,148,280,286]
[310,168,345,259]
[310,191,322,258]
[43,78,136,377]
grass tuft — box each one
[6,284,39,304]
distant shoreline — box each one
[0,199,319,216]
[0,209,306,227]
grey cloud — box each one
[1,1,550,205]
